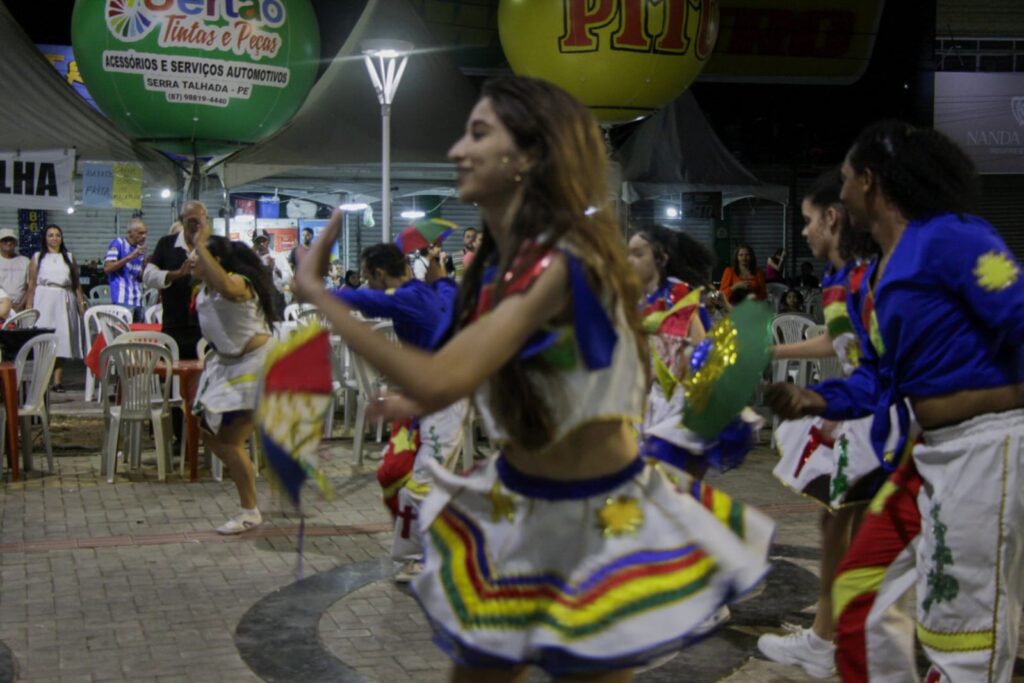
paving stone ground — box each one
[1,364,1021,682]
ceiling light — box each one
[400,210,426,220]
[66,206,75,214]
[160,188,172,199]
[361,39,414,59]
[665,207,680,219]
[339,202,370,212]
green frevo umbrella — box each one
[682,300,773,439]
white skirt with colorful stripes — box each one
[411,455,774,676]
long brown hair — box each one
[454,77,645,449]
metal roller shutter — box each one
[723,198,786,275]
[626,199,715,251]
[978,175,1024,260]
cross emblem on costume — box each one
[397,504,418,539]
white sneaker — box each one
[393,560,424,584]
[692,605,731,637]
[757,624,835,680]
[216,509,263,535]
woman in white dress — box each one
[25,225,85,392]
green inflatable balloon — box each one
[71,0,319,155]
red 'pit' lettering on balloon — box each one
[560,0,615,51]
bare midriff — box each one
[912,383,1024,430]
[502,418,638,480]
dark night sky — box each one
[6,0,936,168]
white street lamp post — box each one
[362,39,413,243]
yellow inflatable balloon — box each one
[499,0,719,123]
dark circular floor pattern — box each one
[236,558,823,682]
[0,640,16,683]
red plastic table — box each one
[0,362,18,481]
[167,360,204,482]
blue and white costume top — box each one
[410,239,775,676]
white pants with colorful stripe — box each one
[391,399,469,563]
[835,409,1024,682]
[912,409,1024,682]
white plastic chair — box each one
[771,313,815,386]
[805,324,844,382]
[98,342,174,482]
[113,330,180,389]
[95,311,130,343]
[112,331,182,441]
[347,321,397,466]
[88,285,111,302]
[804,289,824,323]
[766,282,789,312]
[143,288,159,307]
[83,305,132,401]
[4,309,39,330]
[144,304,163,325]
[283,303,315,322]
[297,308,329,327]
[0,333,58,474]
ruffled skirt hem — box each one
[410,455,774,676]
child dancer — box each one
[191,230,275,534]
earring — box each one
[501,156,510,164]
[514,173,522,183]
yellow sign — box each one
[498,0,720,123]
[111,163,143,210]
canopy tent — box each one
[0,1,177,187]
[219,0,479,190]
[616,91,789,207]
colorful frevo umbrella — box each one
[256,323,335,575]
[395,218,458,254]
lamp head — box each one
[361,39,414,59]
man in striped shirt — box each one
[104,217,148,321]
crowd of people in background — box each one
[0,210,830,398]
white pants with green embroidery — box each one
[391,399,469,563]
[910,408,1024,682]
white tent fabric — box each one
[221,0,478,188]
[616,91,789,206]
[0,1,177,186]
